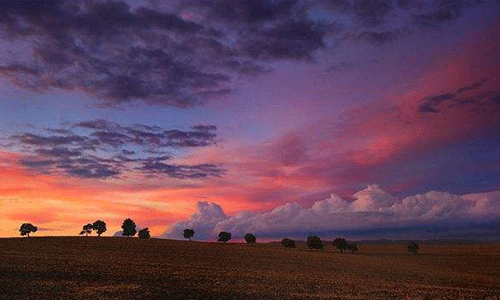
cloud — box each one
[140,162,224,179]
[0,0,318,107]
[418,78,499,114]
[9,120,223,179]
[352,0,394,27]
[0,0,488,107]
[160,201,227,240]
[159,185,500,240]
[346,30,401,44]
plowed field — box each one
[0,237,499,299]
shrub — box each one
[281,238,296,248]
[244,233,256,244]
[138,228,150,239]
[307,236,324,249]
[407,241,419,254]
[218,231,231,243]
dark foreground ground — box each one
[0,237,499,299]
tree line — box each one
[18,221,420,254]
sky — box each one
[0,0,499,241]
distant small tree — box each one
[20,223,37,237]
[244,233,256,244]
[333,238,348,253]
[281,238,296,248]
[79,223,93,236]
[307,235,323,249]
[183,229,195,241]
[407,241,419,254]
[121,218,137,237]
[346,242,358,253]
[138,228,150,239]
[218,231,231,243]
[92,220,107,236]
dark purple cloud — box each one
[10,120,223,179]
[140,162,224,179]
[0,0,487,107]
[418,78,499,114]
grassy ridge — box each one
[0,237,499,299]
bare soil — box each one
[0,237,499,299]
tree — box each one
[407,241,419,254]
[92,220,107,236]
[333,238,348,253]
[183,229,195,241]
[138,228,150,239]
[121,218,137,237]
[307,235,323,249]
[244,233,256,244]
[346,242,358,253]
[281,238,296,248]
[20,223,37,237]
[217,231,231,243]
[79,223,93,236]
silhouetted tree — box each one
[218,231,231,243]
[346,242,358,253]
[307,235,324,249]
[92,220,107,236]
[20,223,37,237]
[407,241,419,254]
[333,238,348,253]
[121,218,137,237]
[79,223,93,236]
[281,238,296,248]
[138,228,150,239]
[183,229,195,241]
[244,233,256,244]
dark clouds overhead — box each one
[0,0,487,107]
[9,120,223,179]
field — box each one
[0,237,499,299]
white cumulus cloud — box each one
[160,185,500,240]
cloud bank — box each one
[161,185,500,240]
[8,119,223,179]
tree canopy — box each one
[20,223,37,237]
[121,218,137,237]
[281,238,296,248]
[217,231,231,243]
[92,220,107,236]
[307,235,324,249]
[183,229,195,241]
[138,228,150,239]
[333,238,348,252]
[347,242,358,253]
[79,223,93,236]
[407,241,419,254]
[244,233,256,244]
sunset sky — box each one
[1,0,499,240]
